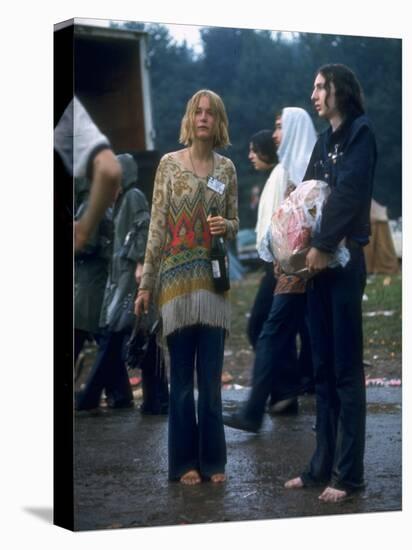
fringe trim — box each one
[160,289,231,337]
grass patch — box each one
[362,273,402,362]
[227,269,402,365]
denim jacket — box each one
[304,114,377,253]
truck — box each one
[54,18,159,202]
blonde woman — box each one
[135,90,239,485]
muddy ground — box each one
[74,387,401,531]
[73,270,402,532]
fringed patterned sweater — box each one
[140,152,239,337]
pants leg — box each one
[297,303,315,391]
[105,331,134,405]
[242,294,306,429]
[140,335,169,414]
[330,249,366,490]
[167,327,199,480]
[76,330,132,409]
[302,248,367,490]
[247,264,276,349]
[196,326,227,477]
[302,283,338,484]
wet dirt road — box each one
[74,387,401,531]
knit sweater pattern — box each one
[140,153,239,337]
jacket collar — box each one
[325,113,369,151]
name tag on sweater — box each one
[207,176,225,195]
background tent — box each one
[364,199,400,274]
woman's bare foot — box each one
[210,473,226,483]
[284,477,304,489]
[318,486,348,502]
[180,470,201,485]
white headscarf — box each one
[277,107,317,186]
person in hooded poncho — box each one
[76,154,169,413]
[224,107,317,431]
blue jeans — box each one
[302,246,367,491]
[166,325,226,480]
[242,293,308,429]
[247,262,277,349]
[247,264,314,399]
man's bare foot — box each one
[318,486,348,502]
[210,473,226,483]
[284,477,304,489]
[180,470,201,485]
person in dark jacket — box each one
[76,154,169,412]
[285,64,377,502]
[246,130,278,349]
[74,177,112,365]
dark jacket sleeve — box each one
[303,141,321,182]
[312,126,376,253]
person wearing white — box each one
[256,108,317,249]
[228,108,317,430]
[54,97,111,178]
[248,108,317,349]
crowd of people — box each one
[56,63,377,503]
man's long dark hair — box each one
[318,63,365,119]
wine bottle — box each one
[209,207,230,292]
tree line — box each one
[116,21,402,225]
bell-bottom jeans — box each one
[166,325,226,480]
[301,246,367,491]
[241,292,308,430]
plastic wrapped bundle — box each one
[258,179,349,277]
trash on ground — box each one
[364,310,395,317]
[236,349,252,356]
[365,377,401,387]
[132,388,143,399]
[222,383,246,390]
[221,371,234,384]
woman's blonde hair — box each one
[179,89,231,148]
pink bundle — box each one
[270,179,331,276]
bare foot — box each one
[210,473,226,483]
[284,477,304,489]
[180,470,201,485]
[318,486,348,502]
